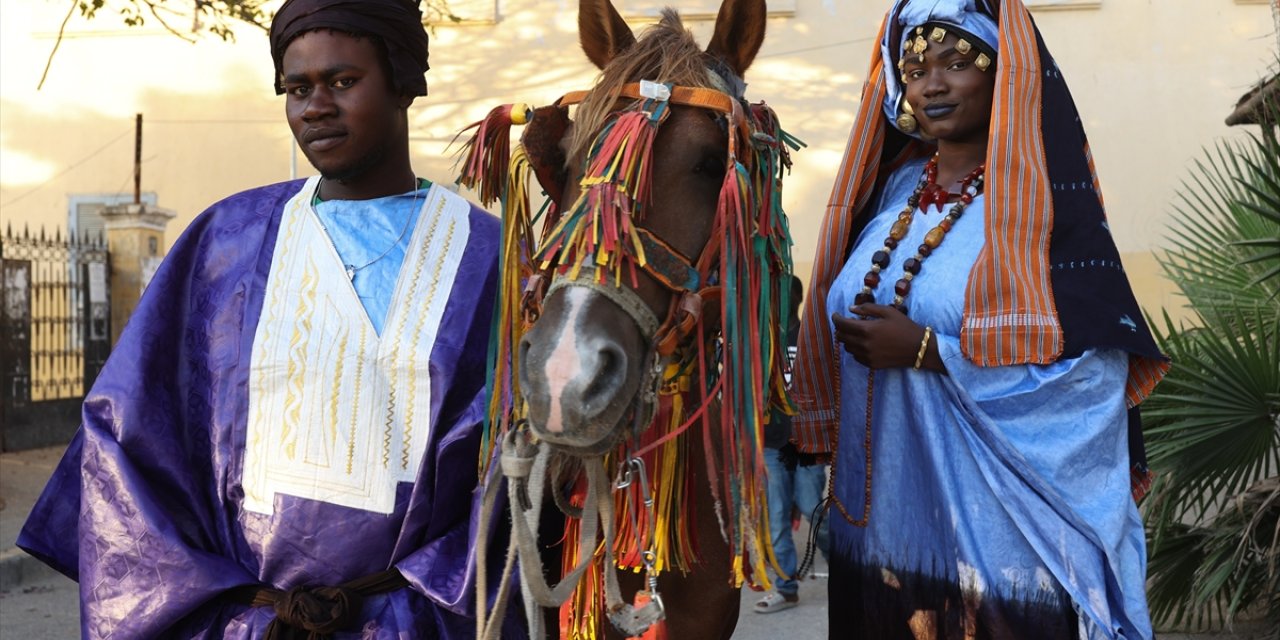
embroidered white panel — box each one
[243,177,471,515]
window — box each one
[67,192,157,243]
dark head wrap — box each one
[270,0,430,97]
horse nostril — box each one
[581,344,626,416]
[583,349,615,398]
[517,336,549,418]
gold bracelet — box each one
[913,326,932,370]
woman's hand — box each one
[831,304,941,372]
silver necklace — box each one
[320,179,424,281]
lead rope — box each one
[478,426,666,640]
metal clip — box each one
[631,458,653,509]
[615,459,635,490]
[639,80,671,102]
[643,550,659,591]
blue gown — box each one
[826,157,1152,639]
[18,179,524,639]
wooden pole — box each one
[133,113,142,205]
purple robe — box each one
[18,180,523,639]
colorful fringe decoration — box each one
[456,84,803,639]
[535,100,669,288]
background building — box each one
[1,0,1275,320]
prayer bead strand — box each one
[834,155,985,528]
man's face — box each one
[281,30,408,182]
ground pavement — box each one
[0,445,1268,638]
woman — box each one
[791,0,1169,638]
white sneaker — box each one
[753,591,799,614]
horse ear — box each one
[579,0,636,70]
[706,0,767,76]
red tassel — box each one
[628,591,668,640]
[455,103,530,206]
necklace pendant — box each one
[345,265,356,280]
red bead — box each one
[894,279,911,297]
[864,272,881,288]
[855,292,875,305]
[903,257,922,274]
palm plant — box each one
[1142,107,1280,636]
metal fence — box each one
[1,225,110,451]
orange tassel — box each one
[628,591,667,640]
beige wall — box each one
[1,0,1274,321]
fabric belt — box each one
[230,568,409,640]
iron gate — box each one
[1,225,110,451]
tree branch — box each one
[37,0,79,90]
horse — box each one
[457,1,798,637]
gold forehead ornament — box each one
[975,53,991,71]
[956,38,972,54]
[930,27,946,42]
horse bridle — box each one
[523,81,750,361]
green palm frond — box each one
[1143,308,1280,522]
[1145,111,1280,632]
[1162,130,1280,313]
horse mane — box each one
[569,9,718,161]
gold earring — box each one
[896,98,918,134]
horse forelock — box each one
[568,9,719,162]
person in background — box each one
[790,0,1168,637]
[755,275,831,614]
[18,1,521,637]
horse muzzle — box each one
[518,285,655,456]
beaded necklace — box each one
[854,156,986,312]
[832,155,986,528]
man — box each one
[18,1,519,637]
[754,275,830,614]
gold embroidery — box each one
[346,323,367,475]
[405,216,457,469]
[398,197,447,471]
[320,324,348,469]
[247,201,302,502]
[282,255,318,460]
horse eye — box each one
[693,154,726,177]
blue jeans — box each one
[764,447,830,596]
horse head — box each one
[518,0,772,455]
